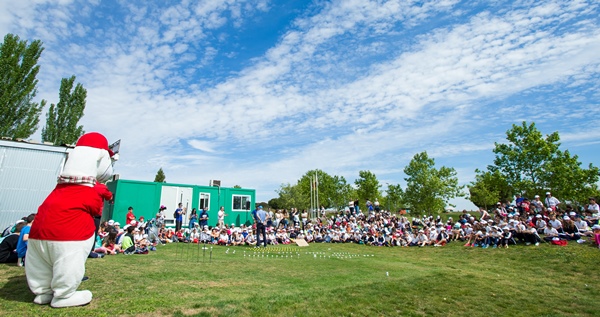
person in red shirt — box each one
[125,207,136,225]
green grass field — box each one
[1,242,599,317]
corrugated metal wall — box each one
[0,142,68,230]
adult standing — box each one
[544,192,560,211]
[217,206,226,228]
[188,208,198,229]
[267,208,274,229]
[255,206,267,248]
[300,209,308,230]
[174,203,185,232]
[125,207,136,225]
[156,205,167,228]
[531,195,544,213]
[199,207,209,228]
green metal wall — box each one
[103,179,255,228]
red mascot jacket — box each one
[30,183,112,241]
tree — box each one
[383,183,403,212]
[354,170,381,204]
[233,185,242,189]
[154,168,166,182]
[488,121,598,205]
[468,169,512,209]
[332,175,354,209]
[274,183,302,209]
[545,149,599,207]
[271,170,356,210]
[489,121,559,197]
[403,151,463,215]
[41,75,86,145]
[297,169,343,210]
[0,33,45,138]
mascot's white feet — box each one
[50,290,92,308]
[33,294,53,305]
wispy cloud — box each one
[2,0,599,210]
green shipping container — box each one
[103,179,255,228]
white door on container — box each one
[160,186,179,226]
[160,186,193,226]
[179,187,193,227]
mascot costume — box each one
[26,132,116,308]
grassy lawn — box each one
[1,242,598,317]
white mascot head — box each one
[61,132,116,184]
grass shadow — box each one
[0,273,34,304]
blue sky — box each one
[2,0,599,210]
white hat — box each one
[534,195,540,198]
[108,220,115,225]
[563,216,570,220]
[536,214,542,218]
[546,192,551,195]
[592,225,600,230]
[123,224,130,230]
[114,222,121,226]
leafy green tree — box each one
[272,171,356,210]
[468,169,511,209]
[154,168,166,183]
[489,121,558,197]
[354,170,381,204]
[545,149,599,207]
[294,169,344,209]
[274,183,303,209]
[488,121,598,205]
[268,197,282,210]
[41,75,86,145]
[332,175,354,209]
[383,183,403,212]
[404,151,463,215]
[233,185,242,189]
[0,33,45,138]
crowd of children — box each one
[2,194,599,266]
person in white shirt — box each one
[535,215,547,234]
[543,224,561,242]
[531,195,544,213]
[585,198,599,224]
[217,207,226,229]
[414,230,429,247]
[574,216,593,236]
[544,192,560,211]
[548,215,563,232]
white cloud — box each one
[187,140,217,153]
[3,0,600,206]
